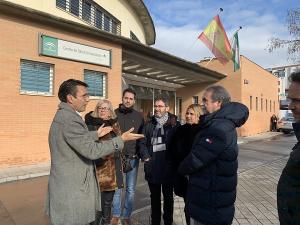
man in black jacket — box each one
[111,88,144,225]
[179,85,249,225]
[139,97,180,225]
[277,71,300,225]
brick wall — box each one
[0,13,122,168]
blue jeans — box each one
[112,158,139,218]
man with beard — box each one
[277,71,300,225]
[139,97,180,225]
[179,85,249,225]
[111,88,144,225]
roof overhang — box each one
[122,47,225,89]
[127,0,156,45]
[0,0,226,90]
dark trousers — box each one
[148,182,174,225]
[92,191,115,225]
[271,122,277,131]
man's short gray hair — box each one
[205,85,231,106]
[154,96,169,107]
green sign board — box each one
[42,36,58,56]
[40,35,111,67]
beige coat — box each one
[45,102,124,225]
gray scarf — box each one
[155,113,169,127]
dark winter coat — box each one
[277,122,300,225]
[170,123,201,197]
[139,112,180,184]
[179,102,249,225]
[85,112,123,191]
[115,104,144,157]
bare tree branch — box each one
[267,8,300,63]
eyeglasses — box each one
[154,105,166,108]
[98,107,109,111]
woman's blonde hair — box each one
[91,99,117,119]
[186,103,203,119]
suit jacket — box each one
[45,102,124,225]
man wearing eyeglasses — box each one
[46,80,143,225]
[139,97,180,225]
[179,85,249,225]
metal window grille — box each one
[70,0,79,16]
[56,0,121,35]
[84,70,106,97]
[56,0,67,10]
[82,0,91,23]
[20,59,53,95]
[95,8,103,29]
[104,15,111,32]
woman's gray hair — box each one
[205,85,231,106]
[91,99,117,119]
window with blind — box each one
[20,59,53,95]
[84,70,106,98]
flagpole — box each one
[234,26,242,35]
[182,8,224,60]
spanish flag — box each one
[198,15,232,64]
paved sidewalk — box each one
[0,132,282,184]
[131,156,287,225]
[0,131,285,225]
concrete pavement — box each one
[0,131,287,225]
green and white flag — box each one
[231,32,240,72]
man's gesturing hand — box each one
[121,127,144,142]
[97,124,113,137]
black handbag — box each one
[121,154,133,173]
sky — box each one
[142,0,299,69]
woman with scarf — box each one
[170,104,202,225]
[85,99,123,225]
